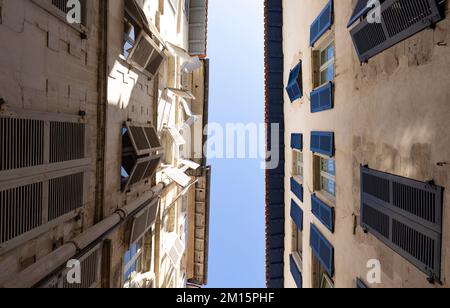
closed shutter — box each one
[188,0,208,57]
[290,255,303,288]
[310,224,334,276]
[311,132,334,157]
[361,166,443,281]
[311,195,334,232]
[291,178,304,203]
[290,200,303,231]
[310,0,333,47]
[350,0,443,62]
[0,115,88,250]
[311,82,333,113]
[290,133,303,151]
[63,245,102,288]
[286,62,303,102]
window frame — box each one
[312,36,335,90]
[292,149,304,182]
[319,41,335,86]
[312,252,334,288]
[291,222,303,269]
[313,154,336,203]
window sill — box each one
[315,190,336,206]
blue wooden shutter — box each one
[290,200,303,231]
[290,255,303,288]
[356,278,368,289]
[310,0,333,47]
[310,132,334,157]
[350,0,443,62]
[347,0,371,28]
[290,133,303,151]
[311,82,333,113]
[310,224,334,276]
[360,166,443,282]
[286,62,303,102]
[311,195,334,232]
[291,178,304,203]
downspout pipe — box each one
[1,184,166,288]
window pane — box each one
[320,65,334,84]
[297,229,303,256]
[321,158,335,176]
[320,44,334,65]
[321,177,336,196]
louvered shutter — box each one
[350,0,443,62]
[356,278,368,288]
[291,178,304,203]
[290,255,303,288]
[286,62,303,102]
[1,116,87,250]
[126,124,162,156]
[311,195,334,232]
[310,0,333,47]
[310,224,334,276]
[311,82,333,113]
[290,200,303,231]
[188,0,208,57]
[291,134,303,151]
[129,199,159,245]
[311,132,334,157]
[360,166,443,281]
[123,155,163,191]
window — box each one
[292,149,303,180]
[314,155,336,199]
[292,222,303,261]
[123,239,144,288]
[314,41,335,88]
[312,248,334,288]
[123,0,166,77]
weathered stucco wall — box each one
[283,0,450,288]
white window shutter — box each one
[164,168,191,187]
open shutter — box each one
[290,255,303,288]
[310,0,333,47]
[311,82,333,113]
[291,133,303,151]
[129,199,159,245]
[168,88,196,100]
[180,159,200,170]
[164,168,192,187]
[291,178,304,203]
[356,278,368,288]
[123,155,163,191]
[350,0,443,62]
[361,166,443,281]
[290,200,303,231]
[166,234,186,266]
[166,126,186,146]
[348,0,373,28]
[310,224,334,276]
[311,132,334,157]
[286,62,303,102]
[311,195,334,232]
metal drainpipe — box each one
[1,184,167,288]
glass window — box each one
[319,157,336,197]
[292,223,303,258]
[123,239,144,288]
[123,20,137,58]
[293,150,304,179]
[312,253,334,288]
[318,41,335,87]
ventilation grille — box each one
[0,183,43,245]
[48,173,84,221]
[0,118,44,171]
[351,0,443,62]
[50,122,85,163]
